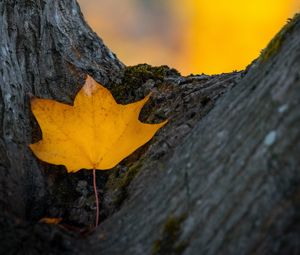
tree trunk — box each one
[0,1,299,255]
[0,0,124,219]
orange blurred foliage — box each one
[78,0,299,75]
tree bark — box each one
[0,1,299,255]
[0,0,123,219]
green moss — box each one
[111,64,180,101]
[174,241,189,254]
[152,214,189,255]
[124,64,180,84]
[260,13,299,62]
[24,0,36,7]
[105,160,144,208]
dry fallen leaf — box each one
[29,76,167,172]
[39,217,62,224]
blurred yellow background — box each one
[78,0,299,75]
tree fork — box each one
[0,1,299,255]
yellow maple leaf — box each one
[30,76,167,172]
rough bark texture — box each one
[0,0,124,221]
[0,1,299,255]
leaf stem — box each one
[93,168,99,226]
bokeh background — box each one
[78,0,299,75]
